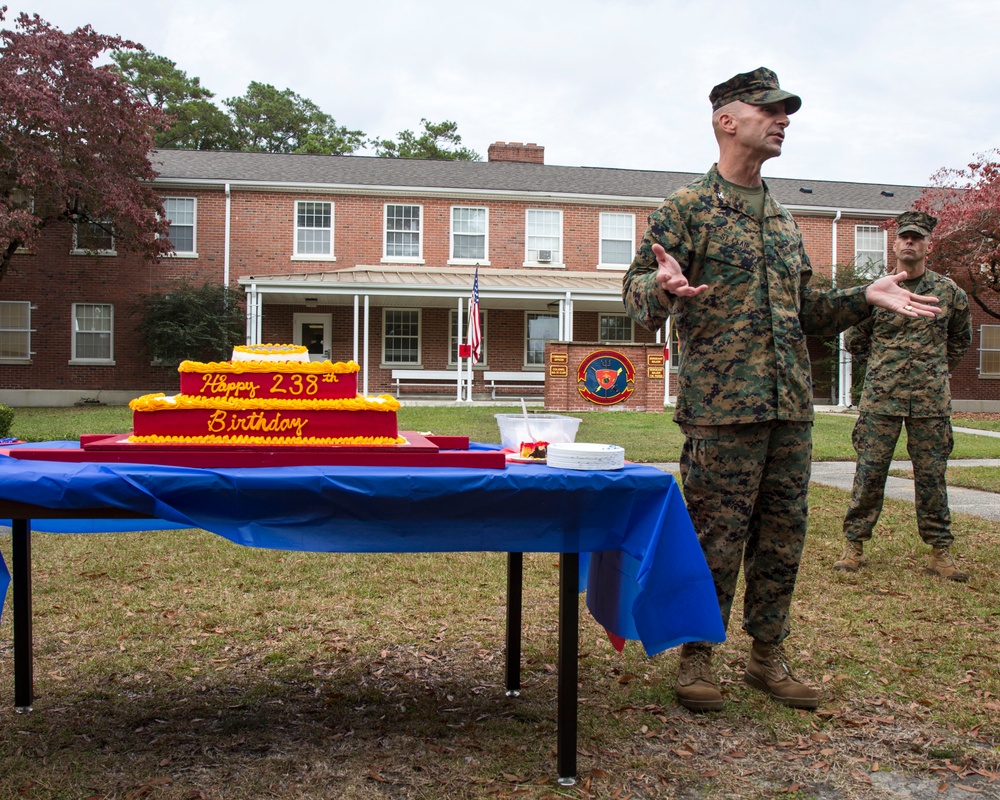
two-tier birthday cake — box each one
[128,344,405,446]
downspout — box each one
[226,183,244,344]
[224,183,231,288]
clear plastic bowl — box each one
[494,413,582,451]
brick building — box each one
[1,142,997,410]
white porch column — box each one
[562,291,573,340]
[457,296,469,402]
[352,295,360,365]
[245,283,262,345]
[362,295,370,397]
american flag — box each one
[467,268,482,363]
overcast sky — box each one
[6,0,999,188]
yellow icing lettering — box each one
[226,411,307,438]
[207,410,228,433]
[200,373,258,399]
[270,374,287,394]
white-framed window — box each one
[450,206,487,263]
[855,225,886,278]
[0,300,32,361]
[980,325,1000,378]
[72,220,115,255]
[382,308,421,365]
[449,308,488,364]
[72,303,114,363]
[294,200,334,259]
[525,312,559,366]
[384,204,422,261]
[599,212,635,267]
[164,197,197,256]
[526,209,562,265]
[599,313,633,342]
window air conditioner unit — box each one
[537,249,552,262]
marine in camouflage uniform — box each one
[836,211,972,581]
[622,68,942,713]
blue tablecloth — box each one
[0,443,724,655]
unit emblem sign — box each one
[577,350,635,405]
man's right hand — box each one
[653,243,708,297]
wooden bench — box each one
[391,369,464,395]
[483,371,545,400]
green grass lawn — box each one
[890,465,1000,493]
[8,404,1000,463]
[1,492,997,799]
[2,404,999,798]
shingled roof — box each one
[150,149,925,214]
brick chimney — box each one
[487,141,545,164]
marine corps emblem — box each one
[577,350,635,406]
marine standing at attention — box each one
[835,211,972,580]
[622,67,941,712]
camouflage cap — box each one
[709,67,802,114]
[895,211,937,237]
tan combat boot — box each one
[675,643,724,712]
[833,540,865,572]
[926,546,969,582]
[744,640,819,710]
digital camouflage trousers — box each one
[679,420,812,646]
[843,413,954,547]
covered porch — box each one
[238,265,671,403]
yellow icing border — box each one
[127,433,406,446]
[179,359,360,375]
[130,393,401,413]
[233,343,307,355]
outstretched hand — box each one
[653,243,708,298]
[866,272,940,318]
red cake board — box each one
[7,433,507,470]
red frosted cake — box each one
[128,344,404,446]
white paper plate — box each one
[546,443,624,471]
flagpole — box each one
[456,296,465,402]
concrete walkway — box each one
[809,458,1000,522]
[809,424,1000,521]
[650,425,1000,522]
[651,458,1000,521]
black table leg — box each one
[505,552,523,696]
[557,552,578,786]
[12,519,33,711]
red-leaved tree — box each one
[915,149,1000,319]
[0,8,171,282]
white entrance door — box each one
[294,313,332,362]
